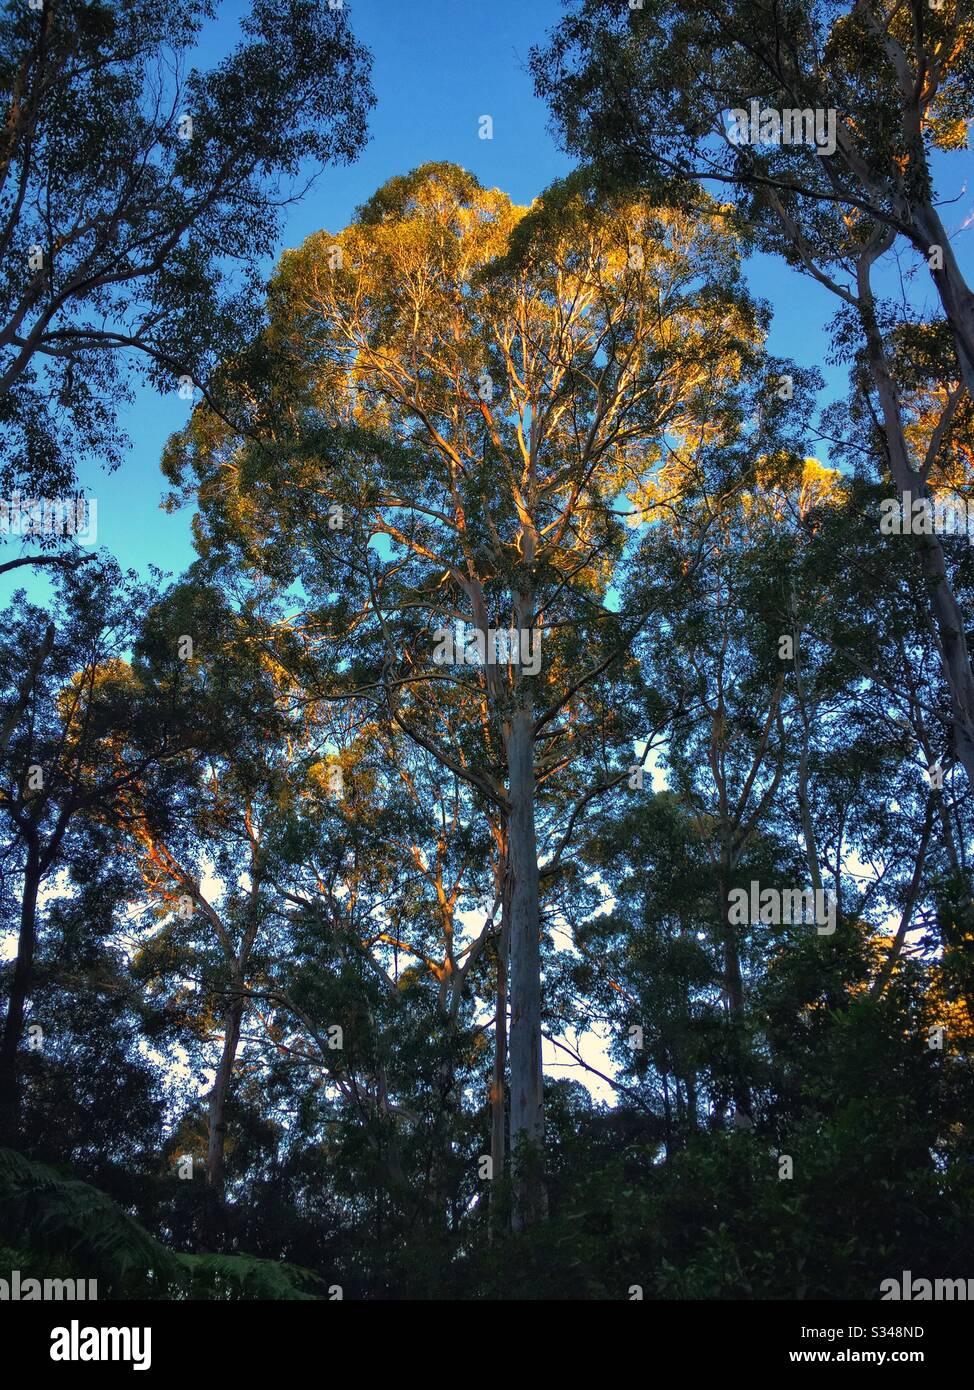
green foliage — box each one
[0,1147,180,1293]
[0,1149,330,1299]
[177,1253,325,1301]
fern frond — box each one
[0,1150,327,1299]
[0,1148,179,1288]
[177,1252,325,1300]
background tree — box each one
[533,0,974,787]
[0,562,202,1141]
[531,0,974,392]
[0,0,373,526]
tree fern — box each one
[0,1148,179,1291]
[178,1253,326,1301]
[0,1150,325,1298]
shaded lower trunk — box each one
[204,987,243,1248]
[0,846,41,1146]
[791,617,824,899]
[505,708,546,1230]
[718,868,751,1121]
[489,902,508,1239]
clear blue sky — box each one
[3,0,972,604]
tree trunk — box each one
[204,984,243,1247]
[489,895,508,1238]
[916,537,974,785]
[790,612,824,899]
[857,258,974,786]
[0,842,41,1146]
[912,201,974,404]
[505,706,546,1230]
[717,863,751,1121]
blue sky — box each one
[2,0,972,604]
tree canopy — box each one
[1,1,973,1308]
